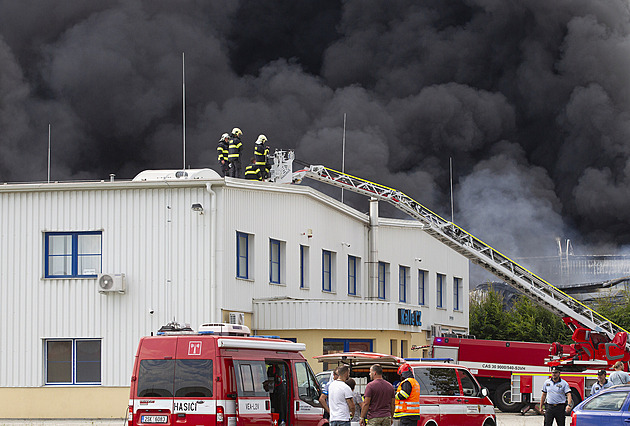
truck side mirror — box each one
[481,388,489,397]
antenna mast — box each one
[182,52,186,170]
[47,124,51,183]
[341,113,346,203]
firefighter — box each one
[254,134,270,180]
[394,363,420,426]
[228,127,243,178]
[244,158,262,181]
[217,133,230,177]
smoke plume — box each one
[2,0,630,281]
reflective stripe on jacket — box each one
[254,143,269,165]
[394,378,420,417]
[228,137,242,159]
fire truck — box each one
[275,151,630,411]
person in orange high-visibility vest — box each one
[394,363,420,426]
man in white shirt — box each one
[609,361,630,385]
[327,365,355,426]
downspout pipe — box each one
[368,197,379,300]
[206,183,218,322]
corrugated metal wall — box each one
[0,183,213,387]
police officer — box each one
[591,369,612,395]
[254,134,270,179]
[540,366,572,426]
[217,133,230,177]
[228,127,243,178]
[394,363,420,426]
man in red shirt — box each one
[360,364,395,426]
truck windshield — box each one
[138,359,213,397]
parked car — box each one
[315,352,496,426]
[570,385,630,426]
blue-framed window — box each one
[269,239,281,284]
[45,339,101,385]
[322,338,372,370]
[454,277,462,311]
[348,255,358,296]
[378,262,387,300]
[300,245,309,289]
[399,266,408,303]
[44,231,102,278]
[322,250,332,292]
[418,270,426,305]
[437,273,445,308]
[236,232,249,279]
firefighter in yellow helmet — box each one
[394,363,420,426]
[254,134,270,180]
[228,127,243,178]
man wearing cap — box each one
[540,366,572,426]
[591,370,612,395]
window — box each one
[454,277,462,311]
[44,232,102,278]
[295,362,320,406]
[322,339,371,370]
[269,239,283,284]
[45,339,101,384]
[458,369,481,397]
[582,391,629,411]
[437,273,445,308]
[300,245,309,289]
[322,250,336,292]
[233,360,267,397]
[378,262,388,300]
[399,266,409,303]
[418,270,426,305]
[414,366,459,396]
[138,359,213,397]
[236,232,251,279]
[348,255,358,296]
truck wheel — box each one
[495,382,524,413]
[569,388,582,411]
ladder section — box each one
[303,165,629,344]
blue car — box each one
[570,385,630,425]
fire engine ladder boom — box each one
[301,165,629,348]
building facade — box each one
[0,170,468,418]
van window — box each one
[413,367,460,396]
[296,362,321,406]
[457,369,479,397]
[138,359,175,397]
[138,359,213,398]
[234,360,268,397]
[175,359,213,397]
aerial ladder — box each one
[269,150,630,371]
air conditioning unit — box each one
[229,312,245,325]
[98,273,126,294]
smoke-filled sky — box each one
[2,0,630,272]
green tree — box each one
[469,289,510,340]
[591,289,630,332]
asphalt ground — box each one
[0,412,547,426]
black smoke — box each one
[2,0,630,278]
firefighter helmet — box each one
[221,133,229,141]
[232,127,243,137]
[397,363,412,376]
[256,134,267,144]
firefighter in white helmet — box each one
[217,133,230,177]
[228,127,243,178]
[254,134,270,180]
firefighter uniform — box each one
[254,134,270,180]
[394,377,420,426]
[217,133,230,177]
[244,163,262,181]
[228,128,243,178]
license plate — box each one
[141,415,168,424]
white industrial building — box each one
[0,169,469,419]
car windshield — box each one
[582,391,628,411]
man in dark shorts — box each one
[360,364,395,426]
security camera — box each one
[149,310,155,315]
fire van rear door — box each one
[233,360,273,425]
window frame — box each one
[418,269,426,306]
[44,338,102,385]
[399,265,408,303]
[378,262,387,300]
[348,255,358,296]
[322,250,332,292]
[269,239,281,284]
[437,273,445,308]
[44,231,102,278]
[453,277,462,311]
[236,231,249,279]
[300,245,309,289]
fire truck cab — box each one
[128,322,325,426]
